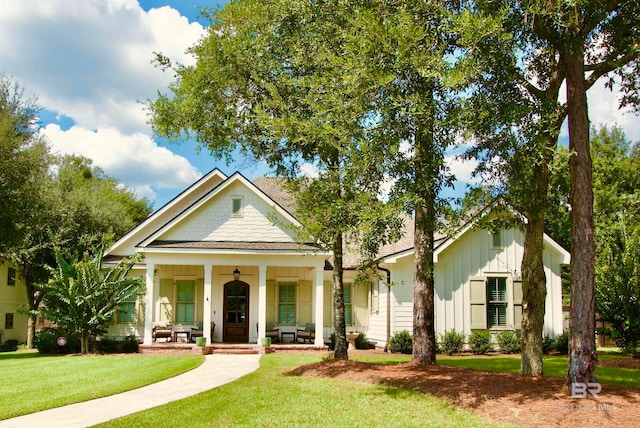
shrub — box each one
[440,330,465,355]
[388,330,413,354]
[496,330,521,354]
[34,327,81,354]
[542,335,555,354]
[0,339,19,352]
[328,332,336,351]
[355,333,371,350]
[554,332,569,354]
[468,330,493,355]
[96,337,119,353]
[121,335,140,353]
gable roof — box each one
[106,170,316,258]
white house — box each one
[105,169,569,347]
[0,262,29,344]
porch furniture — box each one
[172,325,193,343]
[296,323,315,344]
[280,330,296,343]
[191,322,215,343]
[152,323,172,342]
[265,322,280,343]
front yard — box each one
[1,349,638,427]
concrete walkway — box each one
[0,354,261,428]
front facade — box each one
[105,170,569,347]
[0,262,29,344]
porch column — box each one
[143,263,154,345]
[203,264,212,344]
[257,264,267,342]
[313,262,324,346]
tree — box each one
[37,249,143,354]
[460,1,640,381]
[149,0,402,360]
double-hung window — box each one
[5,313,14,329]
[176,280,195,324]
[487,277,507,328]
[278,283,296,325]
[344,284,353,325]
[117,294,136,323]
[7,267,15,286]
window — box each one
[117,294,136,323]
[487,277,507,327]
[232,197,243,217]
[5,313,14,329]
[492,230,502,248]
[278,283,296,325]
[176,280,195,323]
[344,284,353,325]
[7,267,16,286]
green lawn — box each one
[0,351,204,420]
[436,354,640,388]
[98,354,502,428]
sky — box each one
[1,1,638,210]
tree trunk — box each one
[332,231,348,360]
[521,212,547,376]
[412,108,437,365]
[26,315,36,349]
[412,202,437,365]
[565,43,597,391]
[81,332,90,354]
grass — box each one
[437,354,640,388]
[98,354,502,428]
[0,351,204,420]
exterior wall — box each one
[159,181,297,243]
[367,278,388,346]
[382,226,566,344]
[0,262,29,343]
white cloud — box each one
[445,155,480,185]
[43,124,202,200]
[0,0,204,134]
[299,162,320,178]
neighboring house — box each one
[0,262,29,344]
[105,169,569,347]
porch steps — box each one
[139,343,328,355]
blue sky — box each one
[1,1,638,210]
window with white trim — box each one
[487,277,507,328]
[344,284,353,325]
[278,282,296,325]
[491,230,502,248]
[7,267,16,286]
[5,313,14,329]
[232,197,243,217]
[176,280,195,323]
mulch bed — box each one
[284,350,640,428]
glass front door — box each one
[223,281,249,342]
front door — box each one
[223,281,249,342]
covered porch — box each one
[140,250,329,347]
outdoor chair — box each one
[265,321,280,343]
[152,323,172,342]
[296,323,315,344]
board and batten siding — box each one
[385,226,565,340]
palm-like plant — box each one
[38,248,143,353]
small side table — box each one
[281,331,296,343]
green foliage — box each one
[495,330,521,354]
[37,249,143,353]
[542,335,555,354]
[440,330,465,355]
[388,330,413,354]
[96,336,139,354]
[468,330,492,355]
[355,333,371,350]
[0,340,19,352]
[34,327,81,354]
[553,333,569,355]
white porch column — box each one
[313,262,324,346]
[257,264,267,342]
[143,263,154,345]
[203,264,213,344]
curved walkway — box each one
[0,354,261,428]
